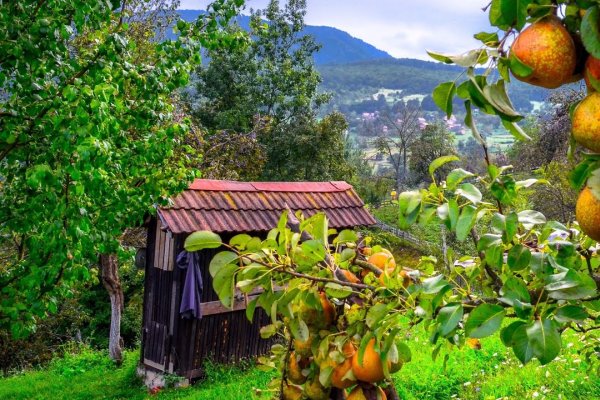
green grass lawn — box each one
[0,328,597,400]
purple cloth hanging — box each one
[176,250,203,319]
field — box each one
[1,327,597,400]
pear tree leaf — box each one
[437,303,463,336]
[446,168,475,190]
[512,324,534,364]
[555,305,589,323]
[456,205,477,242]
[581,6,600,59]
[433,82,457,118]
[526,319,562,365]
[184,230,222,251]
[465,304,506,338]
[507,244,532,271]
[429,155,460,178]
[456,183,483,204]
[209,251,239,277]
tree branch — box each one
[470,227,503,293]
[274,267,375,291]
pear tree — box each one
[194,1,600,399]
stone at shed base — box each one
[137,364,192,389]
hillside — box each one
[176,10,392,65]
[176,9,552,114]
[318,58,551,114]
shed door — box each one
[143,224,175,371]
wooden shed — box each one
[139,179,375,385]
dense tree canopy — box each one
[0,0,245,336]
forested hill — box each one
[176,10,551,111]
[318,58,551,111]
[176,10,392,65]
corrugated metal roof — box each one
[158,179,375,234]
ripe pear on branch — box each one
[510,16,577,89]
[576,169,600,242]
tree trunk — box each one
[100,253,124,365]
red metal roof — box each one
[158,179,375,234]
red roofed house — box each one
[139,179,375,385]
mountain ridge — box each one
[176,10,393,65]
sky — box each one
[179,0,493,60]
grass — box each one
[1,327,597,400]
[395,328,599,400]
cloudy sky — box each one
[179,0,493,60]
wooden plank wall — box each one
[169,234,275,378]
[142,227,275,379]
[142,219,175,372]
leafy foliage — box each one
[0,0,245,336]
[201,150,599,395]
[189,0,354,182]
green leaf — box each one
[512,324,534,364]
[432,82,456,118]
[456,205,477,242]
[502,119,531,141]
[517,210,546,229]
[429,155,459,178]
[427,50,487,67]
[184,231,222,251]
[421,275,451,295]
[505,212,519,241]
[398,191,422,214]
[474,31,499,44]
[260,324,277,339]
[366,303,388,328]
[289,318,309,342]
[325,282,353,299]
[334,229,358,244]
[507,244,532,271]
[464,100,486,145]
[546,271,598,300]
[246,297,258,321]
[489,0,532,30]
[437,303,463,336]
[516,178,543,189]
[526,319,562,365]
[209,251,238,277]
[213,264,238,308]
[465,304,506,338]
[357,331,374,366]
[501,276,531,304]
[446,168,475,190]
[485,244,504,269]
[448,199,459,230]
[500,320,526,347]
[427,51,454,64]
[230,234,252,249]
[482,80,522,119]
[319,366,333,387]
[581,6,600,59]
[570,159,600,190]
[397,341,412,363]
[508,51,534,78]
[555,305,589,323]
[306,213,328,246]
[456,183,483,204]
[477,234,503,251]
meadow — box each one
[1,326,596,400]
